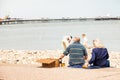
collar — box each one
[73,42,80,44]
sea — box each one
[0,20,120,52]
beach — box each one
[0,50,120,67]
[0,49,120,80]
[0,20,120,80]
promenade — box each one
[0,64,120,80]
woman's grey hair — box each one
[93,39,105,48]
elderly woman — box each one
[88,39,110,69]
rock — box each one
[0,50,120,68]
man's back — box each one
[63,42,87,66]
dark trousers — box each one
[88,60,110,69]
[68,64,84,68]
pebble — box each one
[0,50,120,68]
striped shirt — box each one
[63,42,87,66]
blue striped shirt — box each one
[63,42,87,66]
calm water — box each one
[0,20,120,51]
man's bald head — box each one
[73,37,80,42]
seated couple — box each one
[59,37,110,69]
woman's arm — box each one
[89,49,96,64]
[105,48,109,59]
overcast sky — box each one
[0,0,120,19]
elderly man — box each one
[59,36,88,68]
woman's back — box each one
[89,48,109,67]
[94,48,109,60]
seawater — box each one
[0,20,120,51]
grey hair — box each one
[93,39,105,48]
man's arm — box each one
[59,54,65,59]
[83,47,88,60]
[84,55,88,60]
[59,44,70,59]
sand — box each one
[0,49,120,80]
[0,64,120,80]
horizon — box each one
[0,0,120,19]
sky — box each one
[0,0,120,19]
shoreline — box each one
[0,49,120,68]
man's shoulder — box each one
[70,43,85,48]
[70,42,80,46]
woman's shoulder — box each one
[93,47,107,49]
[93,48,108,52]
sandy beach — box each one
[0,64,120,80]
[0,50,120,80]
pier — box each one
[0,17,120,25]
